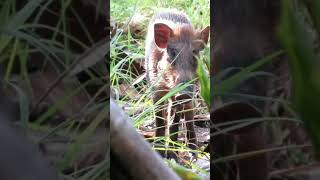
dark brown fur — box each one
[145,9,209,158]
[212,1,283,179]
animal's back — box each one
[152,9,191,25]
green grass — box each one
[111,0,209,28]
[280,0,320,158]
[210,0,320,175]
[110,0,210,178]
[0,0,108,179]
[112,0,320,178]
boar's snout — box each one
[175,80,194,101]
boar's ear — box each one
[154,23,172,49]
[196,26,210,49]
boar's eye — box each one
[192,49,200,55]
[167,47,178,59]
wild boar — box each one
[145,9,209,158]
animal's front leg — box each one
[167,104,182,159]
[184,102,197,150]
[169,104,182,143]
[153,89,168,157]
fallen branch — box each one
[110,99,180,180]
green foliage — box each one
[0,1,108,179]
[279,0,320,157]
[197,57,210,108]
[111,0,209,28]
[167,159,204,180]
[111,0,210,177]
[212,51,284,98]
